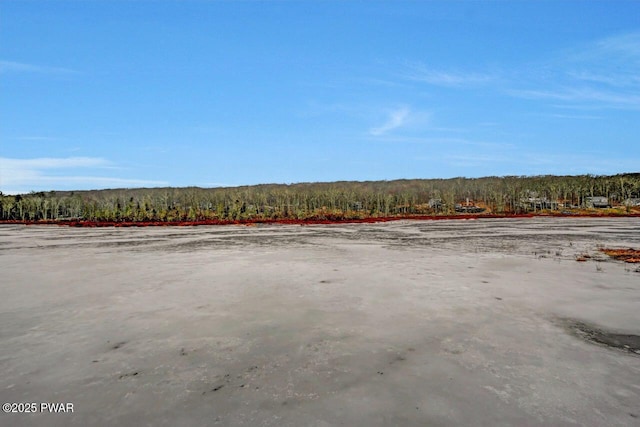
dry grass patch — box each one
[600,248,640,263]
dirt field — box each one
[1,217,639,426]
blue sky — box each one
[1,0,639,194]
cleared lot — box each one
[1,218,639,426]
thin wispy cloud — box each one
[360,77,411,88]
[2,157,109,170]
[593,32,640,59]
[402,63,493,87]
[363,134,512,150]
[369,107,411,136]
[520,152,640,174]
[444,150,640,176]
[0,60,77,75]
[0,157,167,194]
[510,31,640,110]
[13,136,65,142]
[366,135,464,144]
[567,71,640,88]
[509,87,640,109]
[549,113,603,120]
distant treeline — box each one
[1,174,639,222]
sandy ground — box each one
[1,217,639,427]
